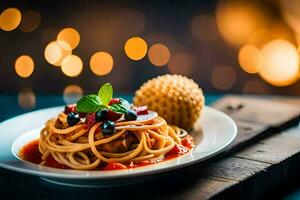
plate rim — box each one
[0,105,237,180]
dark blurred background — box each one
[0,0,300,109]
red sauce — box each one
[20,140,69,169]
[20,136,194,171]
[20,140,42,164]
[181,135,195,150]
[103,162,127,170]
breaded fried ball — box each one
[133,74,205,130]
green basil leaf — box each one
[98,83,113,105]
[109,99,130,114]
[109,103,127,114]
[76,95,105,112]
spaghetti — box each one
[21,83,195,170]
[37,111,193,170]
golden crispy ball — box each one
[133,74,205,130]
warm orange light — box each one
[280,0,300,34]
[90,51,113,76]
[44,40,72,66]
[247,23,296,48]
[271,23,296,44]
[238,45,262,74]
[259,39,299,86]
[247,29,272,48]
[124,37,147,60]
[57,28,80,49]
[212,65,236,90]
[216,1,266,47]
[63,84,83,104]
[168,53,195,76]
[18,87,36,109]
[15,55,34,78]
[0,8,22,31]
[19,10,41,32]
[148,43,171,67]
[61,55,83,77]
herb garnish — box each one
[76,83,130,114]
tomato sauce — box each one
[20,136,194,171]
[20,140,69,169]
[20,140,42,164]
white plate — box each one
[0,106,237,187]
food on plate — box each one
[20,83,194,170]
[133,74,205,130]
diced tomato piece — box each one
[181,135,195,150]
[108,98,120,105]
[138,157,164,166]
[133,106,148,115]
[83,113,96,129]
[103,162,127,170]
[64,104,76,114]
[167,144,189,156]
[138,160,151,166]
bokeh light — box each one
[0,8,22,31]
[63,84,83,104]
[238,45,262,74]
[216,0,266,47]
[57,28,80,49]
[212,65,237,90]
[61,55,83,77]
[44,40,72,66]
[19,10,41,32]
[124,37,148,60]
[168,52,195,76]
[18,87,36,109]
[247,29,272,48]
[247,24,296,48]
[148,43,171,67]
[259,39,299,86]
[280,0,300,34]
[15,55,34,78]
[270,22,296,44]
[146,33,179,52]
[73,8,145,55]
[90,51,113,76]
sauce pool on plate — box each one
[20,136,194,171]
[20,140,69,169]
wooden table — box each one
[0,95,300,199]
